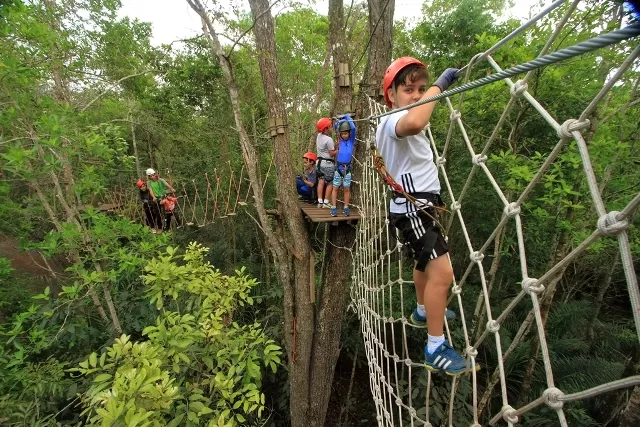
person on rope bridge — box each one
[159,195,178,231]
[136,179,163,233]
[146,168,176,233]
[330,115,356,217]
[146,168,176,199]
[315,117,336,208]
[296,151,318,203]
[377,57,477,376]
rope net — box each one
[351,4,639,426]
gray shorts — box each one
[317,160,336,183]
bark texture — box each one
[620,386,640,427]
[364,0,395,101]
[329,0,352,115]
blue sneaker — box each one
[425,341,475,376]
[330,207,337,217]
[409,308,427,327]
[409,308,456,327]
[343,206,350,216]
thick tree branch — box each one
[224,0,283,57]
[80,70,154,112]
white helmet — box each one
[145,168,156,176]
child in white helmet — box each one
[145,168,176,233]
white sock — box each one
[318,198,323,203]
[416,304,426,317]
[323,199,329,204]
[427,334,445,354]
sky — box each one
[118,0,542,47]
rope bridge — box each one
[351,3,640,426]
[104,161,258,229]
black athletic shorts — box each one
[389,208,448,272]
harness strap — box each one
[391,191,444,207]
[336,162,352,178]
[317,157,335,176]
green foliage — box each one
[0,0,638,425]
[0,257,32,320]
[72,243,282,426]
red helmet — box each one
[136,179,146,189]
[383,57,426,108]
[303,152,317,163]
[316,117,332,133]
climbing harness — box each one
[335,162,352,178]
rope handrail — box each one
[106,167,253,229]
[346,22,640,123]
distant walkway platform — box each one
[298,201,361,224]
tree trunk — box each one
[352,0,394,201]
[245,1,329,425]
[587,252,619,342]
[364,0,395,101]
[307,41,333,152]
[186,1,317,425]
[309,223,354,425]
[329,0,352,115]
[130,112,142,178]
[620,386,640,427]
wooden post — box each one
[309,249,316,303]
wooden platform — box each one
[298,200,361,224]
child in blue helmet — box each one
[330,115,356,217]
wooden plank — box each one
[298,201,361,223]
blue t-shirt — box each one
[334,115,356,164]
[304,167,317,186]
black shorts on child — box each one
[389,208,448,272]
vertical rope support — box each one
[213,168,221,222]
[203,172,212,225]
[181,183,196,226]
[224,161,234,216]
[232,164,245,213]
[190,179,202,227]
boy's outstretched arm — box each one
[395,68,458,138]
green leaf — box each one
[94,373,112,383]
[166,413,185,427]
[89,352,97,368]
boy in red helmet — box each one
[315,117,336,208]
[297,152,318,203]
[376,58,475,375]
